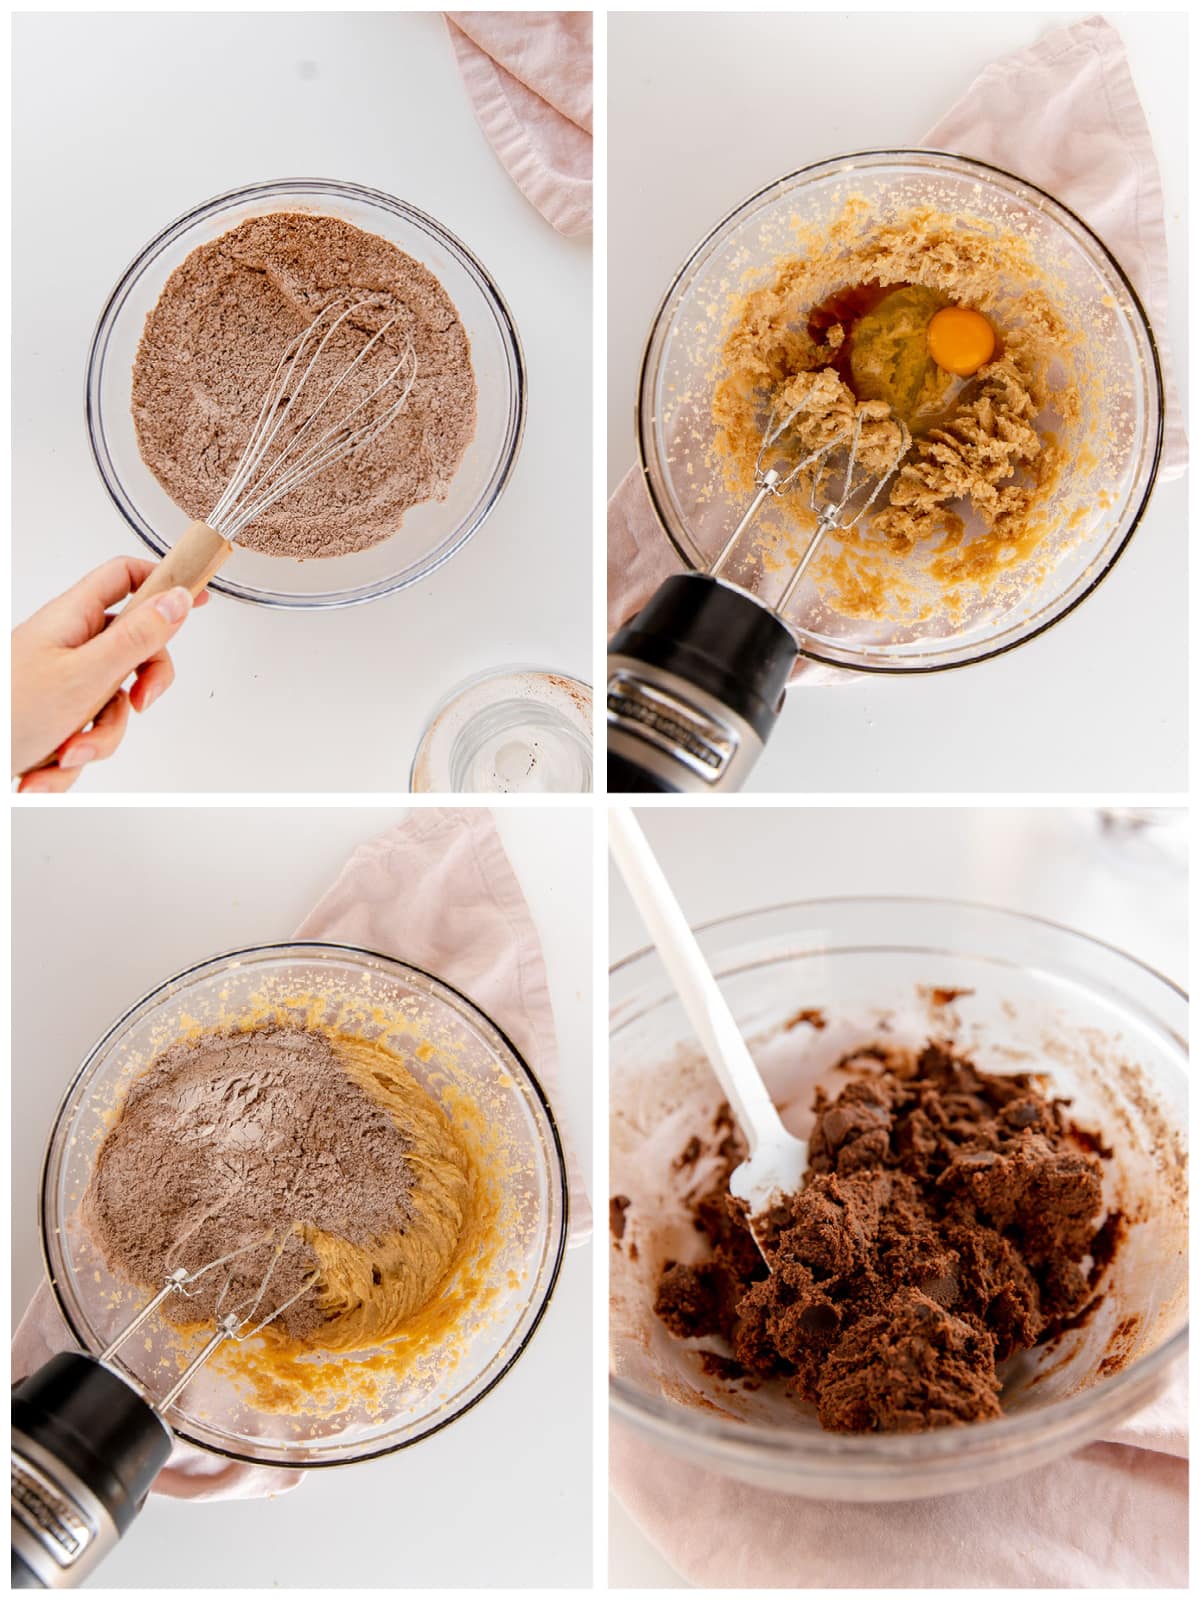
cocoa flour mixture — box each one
[644,1043,1120,1433]
[84,1025,473,1352]
[131,212,477,559]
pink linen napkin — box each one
[608,13,1185,653]
[295,808,592,1245]
[612,1364,1188,1588]
[446,11,592,237]
[13,808,590,1502]
[926,14,1185,478]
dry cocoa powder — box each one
[131,212,477,559]
[83,1028,417,1339]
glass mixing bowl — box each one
[86,178,526,609]
[610,898,1187,1499]
[637,150,1164,672]
[42,943,567,1468]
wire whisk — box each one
[29,287,418,817]
[209,291,419,543]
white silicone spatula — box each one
[609,809,808,1239]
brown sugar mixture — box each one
[131,212,477,559]
[711,201,1082,625]
[649,1043,1120,1433]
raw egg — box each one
[927,306,995,377]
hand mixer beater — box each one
[607,392,911,793]
[12,1229,315,1588]
[30,291,418,773]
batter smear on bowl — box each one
[83,1025,474,1357]
[131,212,477,559]
[651,1043,1121,1432]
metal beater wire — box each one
[169,1230,318,1340]
[710,394,911,610]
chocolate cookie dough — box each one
[653,1044,1117,1433]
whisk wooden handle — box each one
[23,522,232,775]
[124,521,233,612]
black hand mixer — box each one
[12,1236,313,1588]
[608,397,910,793]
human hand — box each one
[12,557,208,792]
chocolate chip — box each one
[1004,1101,1040,1129]
[798,1302,840,1337]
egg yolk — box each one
[927,306,995,377]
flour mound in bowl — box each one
[83,1024,474,1353]
[131,212,477,559]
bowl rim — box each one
[634,146,1165,674]
[608,893,1188,1479]
[408,662,596,793]
[611,891,1188,1004]
[85,176,527,611]
[41,939,569,1468]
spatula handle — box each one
[609,807,790,1153]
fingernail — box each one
[140,682,163,712]
[153,587,192,625]
[60,745,94,770]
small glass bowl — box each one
[42,943,567,1468]
[637,150,1164,672]
[610,898,1187,1500]
[410,665,594,793]
[86,178,526,609]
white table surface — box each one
[608,10,1188,795]
[11,806,593,1588]
[608,802,1186,1585]
[12,11,591,794]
